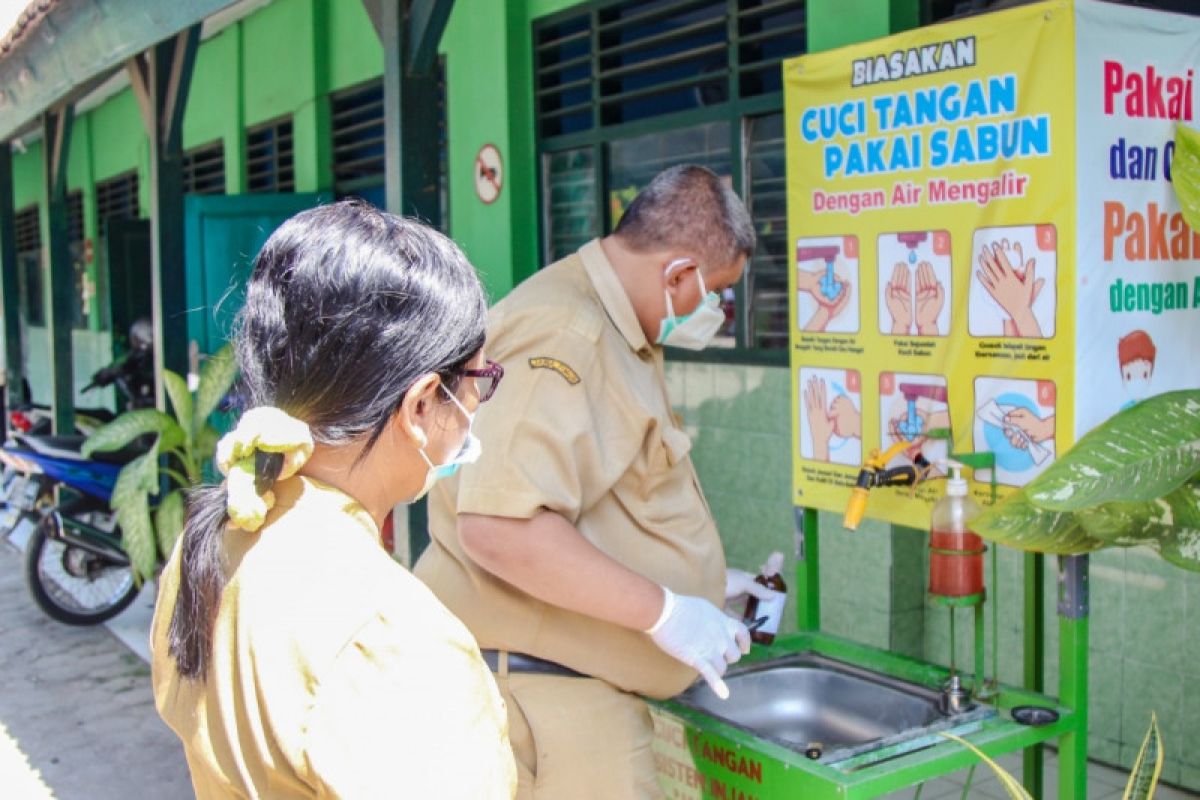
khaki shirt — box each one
[415,240,726,700]
[151,476,516,799]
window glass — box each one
[745,113,788,349]
[543,147,598,263]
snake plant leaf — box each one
[163,370,195,442]
[82,409,181,457]
[938,733,1032,800]
[154,488,186,561]
[1025,390,1200,512]
[193,343,238,434]
[1174,123,1200,234]
[972,492,1104,554]
[111,446,161,583]
[1122,713,1163,800]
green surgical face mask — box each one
[656,260,724,350]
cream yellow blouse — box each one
[151,476,516,799]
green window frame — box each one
[533,0,805,366]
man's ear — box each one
[664,258,698,291]
[396,372,442,448]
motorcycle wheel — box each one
[24,509,139,626]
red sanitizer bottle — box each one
[742,552,787,645]
[929,464,985,600]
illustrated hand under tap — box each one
[804,278,851,333]
[884,263,913,335]
[914,261,945,336]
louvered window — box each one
[183,141,226,195]
[536,0,804,138]
[332,79,385,196]
[67,191,84,243]
[535,0,804,359]
[247,117,295,193]
[96,171,140,232]
[14,205,44,326]
[15,205,39,254]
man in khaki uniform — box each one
[416,165,771,799]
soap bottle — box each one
[742,552,788,645]
[929,462,985,599]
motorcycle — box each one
[1,324,156,625]
[0,433,145,624]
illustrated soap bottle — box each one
[742,552,788,645]
[929,462,985,601]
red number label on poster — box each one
[845,369,861,394]
[1036,225,1056,252]
[1037,381,1056,406]
[879,372,894,396]
[933,230,951,256]
[842,235,859,259]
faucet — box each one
[940,674,974,715]
[843,439,930,530]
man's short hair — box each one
[613,165,756,268]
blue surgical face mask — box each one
[409,385,482,502]
[656,260,725,350]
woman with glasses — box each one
[150,200,514,799]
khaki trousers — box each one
[493,662,663,800]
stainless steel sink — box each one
[672,653,993,764]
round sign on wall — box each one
[475,144,503,204]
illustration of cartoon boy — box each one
[1117,329,1156,409]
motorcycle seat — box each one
[17,434,149,465]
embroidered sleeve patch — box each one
[528,357,580,385]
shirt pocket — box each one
[659,426,692,467]
[631,425,700,528]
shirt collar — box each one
[579,239,652,355]
[271,476,382,547]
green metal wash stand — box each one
[652,508,1089,799]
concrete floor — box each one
[0,527,191,799]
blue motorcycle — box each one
[0,431,146,625]
[1,339,155,625]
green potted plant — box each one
[82,343,238,583]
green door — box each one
[184,193,327,358]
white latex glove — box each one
[725,568,782,603]
[645,587,750,700]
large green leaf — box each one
[163,370,194,443]
[111,447,161,582]
[154,488,186,561]
[194,343,237,432]
[1025,390,1200,511]
[972,492,1104,555]
[1158,480,1200,572]
[1174,123,1200,234]
[83,410,181,457]
[1122,713,1163,800]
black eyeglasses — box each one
[460,359,504,403]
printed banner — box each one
[785,1,1077,527]
[1074,0,1200,436]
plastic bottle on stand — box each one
[742,552,788,645]
[929,462,985,600]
